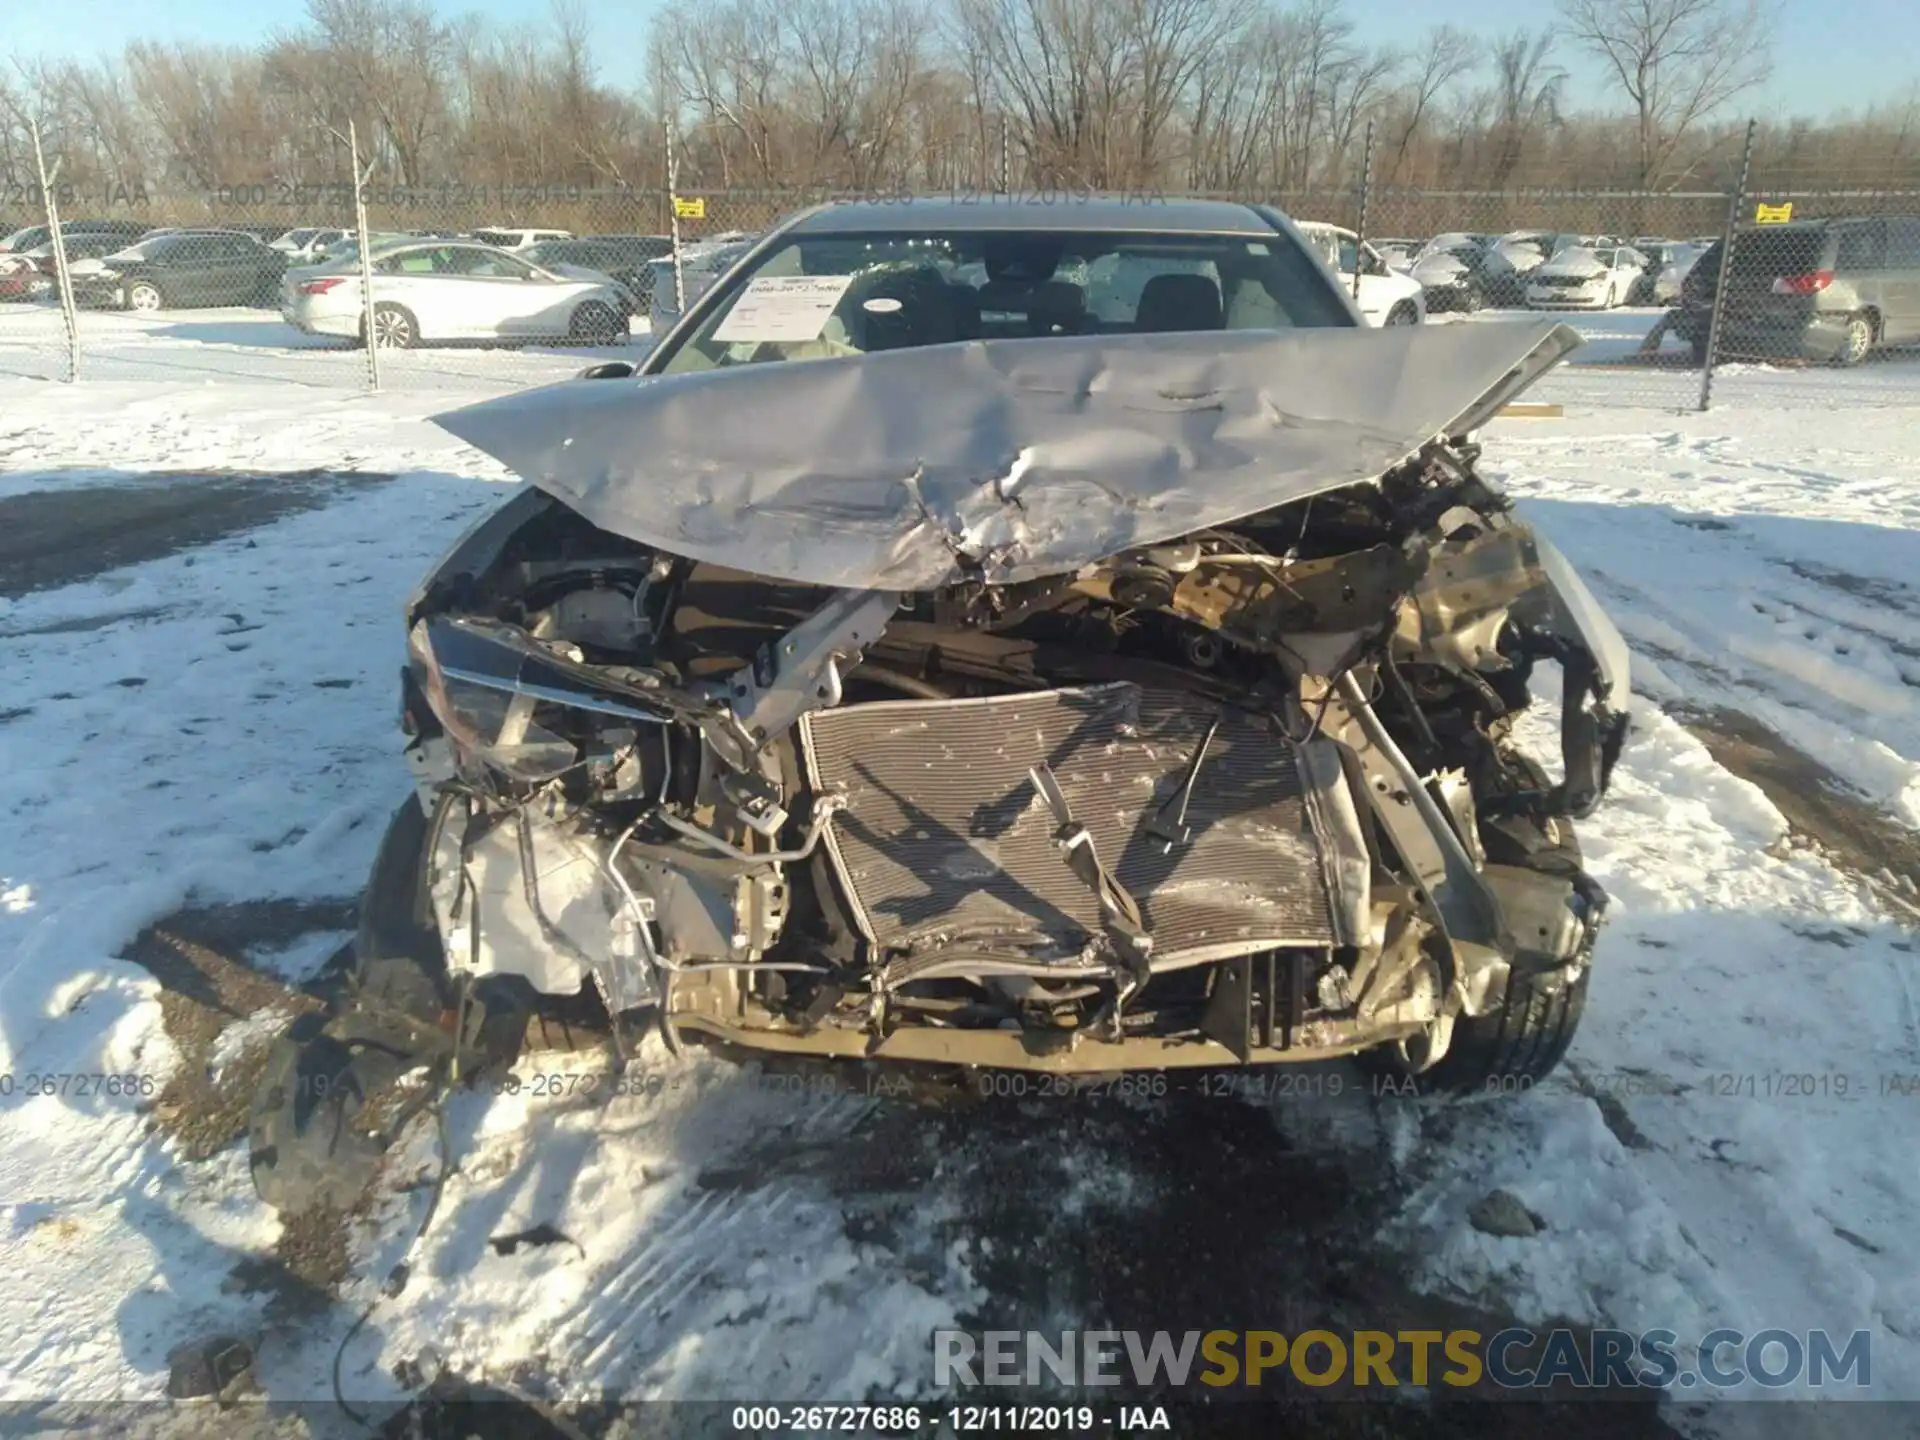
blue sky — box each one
[9,0,1915,120]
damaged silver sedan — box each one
[251,200,1629,1209]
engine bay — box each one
[395,437,1627,1072]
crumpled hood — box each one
[433,320,1581,591]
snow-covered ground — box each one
[1,346,1918,1432]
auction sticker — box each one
[713,275,855,342]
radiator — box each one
[799,682,1345,969]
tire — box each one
[1384,300,1419,326]
[354,795,454,1021]
[1461,285,1483,314]
[569,299,623,345]
[247,796,539,1213]
[1834,312,1874,367]
[1397,965,1592,1097]
[353,794,587,1051]
[367,301,417,349]
[126,280,163,313]
[247,1011,437,1213]
[1368,760,1596,1096]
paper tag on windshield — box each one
[712,275,854,343]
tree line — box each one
[3,0,1917,210]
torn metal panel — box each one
[431,322,1582,591]
[798,683,1350,968]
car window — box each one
[1834,221,1884,270]
[1729,228,1822,283]
[1886,218,1920,271]
[655,227,1351,376]
[1335,237,1360,273]
[457,249,537,279]
[376,247,441,275]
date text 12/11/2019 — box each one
[729,1406,1171,1433]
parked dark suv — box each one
[1675,216,1920,366]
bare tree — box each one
[300,0,453,185]
[1384,25,1475,182]
[1558,0,1773,186]
[1485,28,1565,187]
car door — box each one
[197,235,251,304]
[1858,216,1920,343]
[1832,220,1888,335]
[1612,248,1644,300]
[373,246,458,338]
[1327,232,1386,322]
[1882,217,1920,343]
[1351,239,1402,322]
[157,235,215,304]
[455,248,575,337]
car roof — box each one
[782,195,1279,236]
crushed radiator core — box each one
[800,683,1347,968]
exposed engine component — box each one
[380,422,1624,1082]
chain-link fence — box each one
[4,116,1917,410]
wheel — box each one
[1384,301,1418,326]
[247,796,541,1214]
[354,794,587,1053]
[126,280,163,313]
[1461,285,1483,313]
[1391,964,1592,1096]
[367,302,417,349]
[353,796,454,1021]
[569,299,624,345]
[1834,312,1874,367]
[247,1010,439,1213]
[1367,758,1597,1095]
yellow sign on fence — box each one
[1754,202,1794,224]
[673,196,705,219]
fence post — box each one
[30,119,81,384]
[1351,119,1376,303]
[1698,119,1757,413]
[344,122,381,392]
[999,116,1010,195]
[665,123,686,315]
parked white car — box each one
[1524,246,1649,310]
[1294,222,1425,325]
[1649,243,1705,305]
[470,227,574,252]
[280,240,632,348]
[271,228,351,264]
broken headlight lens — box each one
[407,616,668,783]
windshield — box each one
[655,228,1350,375]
